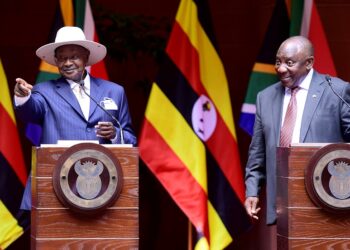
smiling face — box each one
[275,37,314,88]
[55,45,90,82]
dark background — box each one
[1,0,350,249]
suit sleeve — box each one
[245,92,267,198]
[340,81,350,141]
[14,90,46,125]
[115,89,137,146]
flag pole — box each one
[188,220,192,250]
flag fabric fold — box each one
[139,0,251,248]
[239,0,290,136]
[74,0,109,79]
[291,0,337,75]
[0,201,23,249]
[0,59,26,249]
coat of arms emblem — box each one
[53,143,123,214]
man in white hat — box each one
[14,26,137,212]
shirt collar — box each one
[299,68,313,91]
[284,68,313,93]
[67,73,91,91]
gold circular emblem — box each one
[305,143,350,212]
[53,143,123,214]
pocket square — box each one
[100,97,118,110]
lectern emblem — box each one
[305,144,350,212]
[75,160,103,200]
[327,161,350,200]
[53,143,123,214]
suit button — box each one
[86,128,92,132]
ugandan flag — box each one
[26,0,108,145]
[239,0,290,136]
[0,59,27,249]
[139,0,251,248]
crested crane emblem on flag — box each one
[139,0,251,247]
[192,95,217,141]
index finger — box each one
[16,78,33,90]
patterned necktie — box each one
[72,83,83,98]
[72,82,89,120]
[280,87,299,147]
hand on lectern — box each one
[95,121,117,140]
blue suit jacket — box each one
[15,75,137,210]
[15,76,136,145]
[245,71,350,224]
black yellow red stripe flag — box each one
[0,59,27,249]
[139,0,251,248]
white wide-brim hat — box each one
[36,26,107,66]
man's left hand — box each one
[95,121,116,140]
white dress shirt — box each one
[281,69,313,143]
[66,74,91,120]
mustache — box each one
[62,66,80,71]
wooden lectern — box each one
[31,145,139,249]
[276,144,350,249]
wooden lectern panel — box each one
[31,146,139,250]
[276,145,350,249]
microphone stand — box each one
[79,81,125,144]
[325,75,350,109]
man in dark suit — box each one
[14,26,137,211]
[244,36,350,226]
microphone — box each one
[325,75,350,109]
[78,80,125,144]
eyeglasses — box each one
[55,55,82,63]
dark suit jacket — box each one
[15,75,137,210]
[245,71,350,224]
